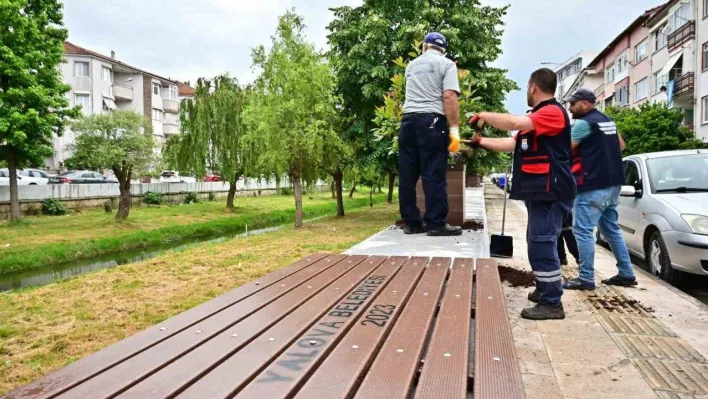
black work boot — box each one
[521,303,565,320]
[528,289,540,303]
[426,224,463,237]
[602,275,638,287]
[403,225,427,235]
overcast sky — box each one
[62,0,662,115]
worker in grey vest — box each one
[398,32,462,236]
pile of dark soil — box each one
[462,220,484,231]
[498,265,535,288]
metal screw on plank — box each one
[269,337,275,342]
[336,288,340,290]
[307,286,312,289]
[393,290,398,293]
[195,330,202,334]
[309,340,317,346]
[424,293,429,296]
[232,334,239,338]
[281,284,285,287]
[255,282,261,285]
[396,349,404,353]
[159,327,167,331]
[493,356,501,361]
[352,345,359,349]
[444,353,451,358]
[455,294,460,298]
[488,296,493,300]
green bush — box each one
[42,199,68,216]
[208,192,217,202]
[143,191,162,205]
[279,187,293,196]
[185,192,199,204]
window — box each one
[605,95,614,109]
[152,83,161,96]
[152,108,163,121]
[705,0,708,18]
[668,2,692,34]
[635,79,648,101]
[702,96,708,124]
[616,85,630,107]
[653,71,668,94]
[75,61,89,77]
[616,51,628,73]
[169,85,178,100]
[75,93,90,109]
[635,40,648,63]
[703,42,708,70]
[654,24,668,52]
[101,66,112,82]
[624,161,641,189]
[605,63,616,83]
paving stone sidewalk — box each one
[485,184,708,399]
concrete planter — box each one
[415,157,466,226]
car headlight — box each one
[682,214,708,235]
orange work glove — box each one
[448,126,461,153]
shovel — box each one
[490,168,514,258]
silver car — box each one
[609,149,708,286]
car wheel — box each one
[648,231,684,286]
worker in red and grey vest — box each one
[563,88,637,290]
[468,68,576,320]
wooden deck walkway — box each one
[5,254,525,399]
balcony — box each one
[594,85,604,97]
[112,84,133,101]
[673,72,694,96]
[163,122,179,135]
[163,98,179,114]
[668,21,695,52]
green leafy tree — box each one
[328,0,517,181]
[244,10,337,227]
[0,0,80,221]
[606,103,708,156]
[67,110,155,220]
[320,102,355,216]
[166,75,251,208]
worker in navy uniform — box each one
[467,68,576,320]
[398,32,463,237]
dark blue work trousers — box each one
[525,200,573,306]
[398,113,449,229]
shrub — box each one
[279,187,293,196]
[103,200,113,213]
[208,192,217,202]
[143,191,162,205]
[185,192,199,204]
[42,199,68,216]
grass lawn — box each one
[0,203,398,395]
[0,190,388,274]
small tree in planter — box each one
[67,110,155,220]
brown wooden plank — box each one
[2,253,329,399]
[473,259,525,399]
[353,258,451,399]
[52,254,347,399]
[231,257,407,399]
[293,257,428,399]
[115,255,374,399]
[176,256,400,399]
[414,258,474,399]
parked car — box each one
[204,174,221,182]
[160,171,197,183]
[0,170,38,186]
[17,169,51,185]
[599,149,708,286]
[49,170,118,184]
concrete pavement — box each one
[486,184,708,399]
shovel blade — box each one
[490,234,514,258]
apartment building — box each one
[552,52,599,101]
[178,81,195,102]
[49,42,181,171]
[695,0,708,140]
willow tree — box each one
[168,75,249,208]
[245,11,338,227]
